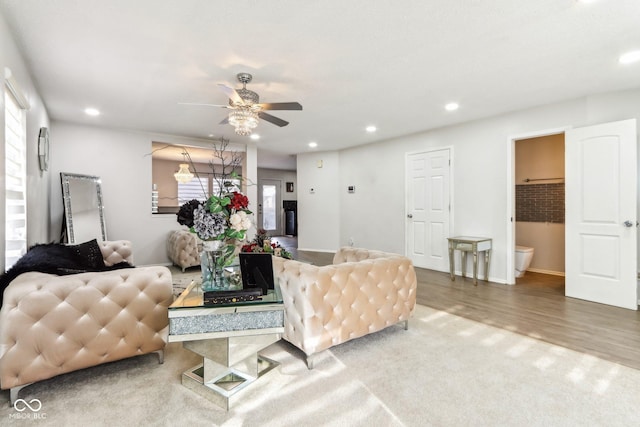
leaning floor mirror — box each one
[60,172,107,243]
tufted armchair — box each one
[167,230,201,272]
[273,247,417,368]
[0,240,173,404]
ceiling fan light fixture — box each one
[179,73,301,134]
[229,107,259,136]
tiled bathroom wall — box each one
[515,183,564,223]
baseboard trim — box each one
[527,268,565,277]
[140,262,172,267]
[297,248,336,253]
[448,270,508,285]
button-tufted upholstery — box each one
[0,241,173,401]
[167,230,201,272]
[273,247,417,368]
[99,239,134,266]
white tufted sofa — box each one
[167,230,201,272]
[0,240,173,404]
[273,247,417,368]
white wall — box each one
[515,222,565,274]
[339,142,406,253]
[296,151,340,251]
[0,10,51,273]
[50,122,257,265]
[299,89,640,284]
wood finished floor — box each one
[283,240,640,372]
[415,269,640,371]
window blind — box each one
[5,89,27,269]
[178,177,209,204]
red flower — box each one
[229,192,249,210]
[242,243,258,252]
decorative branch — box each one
[208,137,243,197]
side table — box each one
[447,236,492,285]
[168,281,284,410]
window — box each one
[150,141,245,214]
[4,88,27,269]
[178,177,209,204]
[177,176,242,205]
[212,178,241,197]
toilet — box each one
[515,245,535,278]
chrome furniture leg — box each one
[10,383,32,406]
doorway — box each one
[258,178,282,235]
[514,133,566,283]
[507,127,568,285]
[507,120,638,310]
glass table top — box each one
[170,279,283,310]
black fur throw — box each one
[0,239,134,307]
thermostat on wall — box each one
[348,185,355,193]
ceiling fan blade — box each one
[217,84,244,105]
[258,102,303,111]
[258,112,289,127]
[219,117,229,125]
[178,102,229,108]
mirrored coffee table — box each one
[168,280,284,410]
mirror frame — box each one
[60,172,107,243]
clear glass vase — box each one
[201,240,225,290]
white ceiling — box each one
[2,0,640,170]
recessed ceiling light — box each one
[250,134,260,140]
[208,134,214,138]
[366,125,377,133]
[84,107,100,116]
[308,142,318,148]
[445,103,459,111]
[619,50,640,65]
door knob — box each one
[623,220,634,227]
[407,214,413,219]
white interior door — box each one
[258,179,282,235]
[565,119,637,310]
[406,149,451,271]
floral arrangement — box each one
[241,228,293,259]
[191,192,251,240]
[175,137,252,246]
[177,191,252,266]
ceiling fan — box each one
[180,72,302,136]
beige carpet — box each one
[2,305,639,426]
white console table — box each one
[447,236,492,285]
